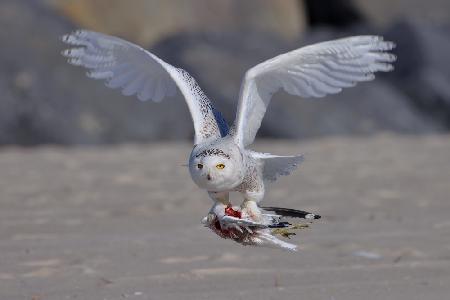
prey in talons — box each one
[202,203,321,251]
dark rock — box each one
[0,0,194,145]
[352,0,450,27]
[151,31,291,126]
[303,0,364,28]
[152,29,443,140]
[0,0,446,145]
[384,20,450,127]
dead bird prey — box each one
[62,31,396,251]
[203,204,321,251]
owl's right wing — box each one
[233,36,396,147]
[62,30,228,144]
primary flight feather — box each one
[62,30,396,251]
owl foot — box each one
[240,200,269,225]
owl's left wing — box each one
[233,36,396,147]
[62,30,228,144]
[250,151,304,182]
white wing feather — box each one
[61,30,228,144]
[251,152,304,182]
[234,36,396,147]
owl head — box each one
[189,143,244,191]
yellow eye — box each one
[197,164,203,169]
[216,163,225,170]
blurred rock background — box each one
[0,0,449,145]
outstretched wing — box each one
[62,30,228,144]
[250,151,304,182]
[234,36,396,147]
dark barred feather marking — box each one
[195,148,231,159]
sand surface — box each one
[1,134,449,300]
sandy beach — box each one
[1,134,449,300]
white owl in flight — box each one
[62,31,396,251]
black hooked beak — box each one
[207,174,212,181]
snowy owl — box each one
[62,31,396,251]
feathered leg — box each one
[240,189,270,225]
[206,191,230,219]
[234,157,268,224]
[241,198,261,220]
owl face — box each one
[189,145,244,191]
